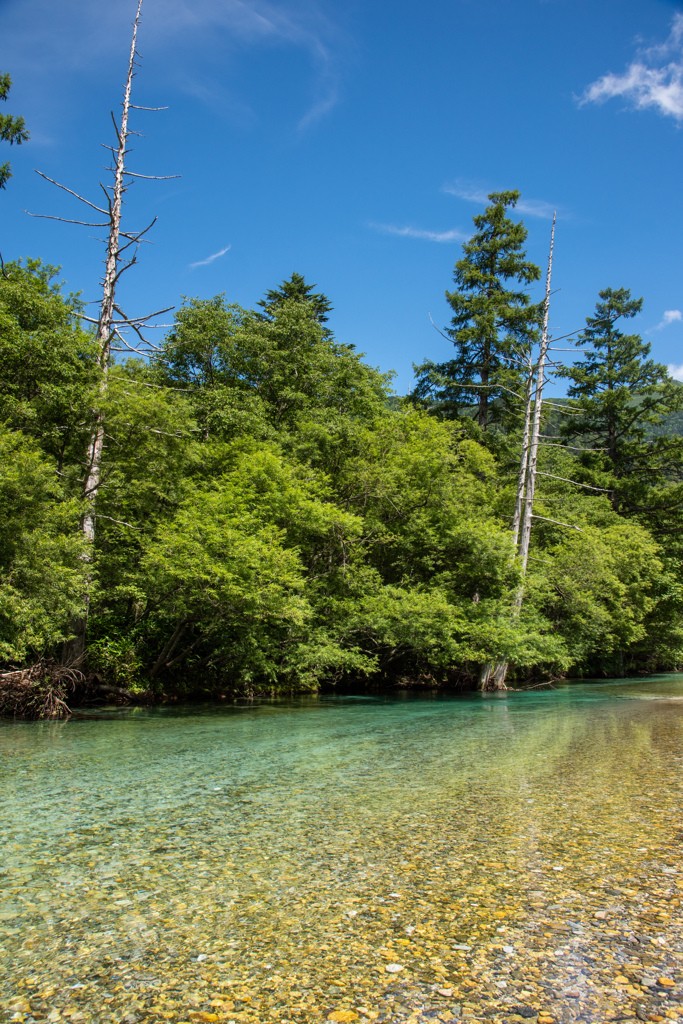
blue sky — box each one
[1,0,682,394]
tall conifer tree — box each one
[561,287,683,516]
[257,272,333,325]
[414,191,541,430]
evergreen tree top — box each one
[257,271,333,324]
[570,287,649,392]
[451,190,541,304]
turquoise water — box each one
[2,677,683,1024]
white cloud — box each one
[443,182,557,219]
[580,14,683,121]
[189,244,231,268]
[650,309,682,331]
[443,184,489,205]
[370,222,468,243]
[668,362,683,381]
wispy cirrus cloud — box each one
[649,308,682,332]
[370,222,468,243]
[189,244,231,269]
[0,0,347,131]
[443,182,557,219]
[580,13,683,121]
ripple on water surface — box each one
[2,677,683,1024]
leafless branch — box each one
[541,402,581,414]
[112,325,159,354]
[124,171,180,179]
[25,211,109,227]
[538,442,608,451]
[33,170,109,214]
[530,514,583,532]
[113,302,174,324]
[120,215,158,242]
[537,471,609,492]
[110,110,124,149]
[95,513,140,530]
[111,375,196,393]
[428,311,453,344]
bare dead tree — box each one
[517,212,556,573]
[510,343,535,552]
[27,0,178,664]
[480,213,556,692]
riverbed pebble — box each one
[3,695,683,1024]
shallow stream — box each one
[2,676,683,1024]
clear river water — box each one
[2,676,683,1024]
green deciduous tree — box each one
[0,259,99,471]
[1,249,681,694]
[0,425,86,661]
[154,293,391,442]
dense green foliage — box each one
[1,197,682,697]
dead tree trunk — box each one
[27,0,178,666]
[511,347,535,551]
[62,2,142,664]
[516,212,556,574]
[480,213,556,692]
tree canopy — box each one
[1,212,682,704]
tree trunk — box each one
[516,213,556,574]
[481,213,556,691]
[62,0,144,666]
[479,336,490,430]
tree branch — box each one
[530,514,583,532]
[24,211,109,227]
[536,471,609,492]
[95,513,140,530]
[124,170,180,179]
[33,170,110,214]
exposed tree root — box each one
[0,660,84,719]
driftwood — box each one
[0,665,153,718]
[94,682,149,702]
[0,661,84,719]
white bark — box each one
[480,213,556,691]
[63,0,144,664]
[516,212,556,574]
[511,346,535,551]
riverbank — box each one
[2,659,676,719]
